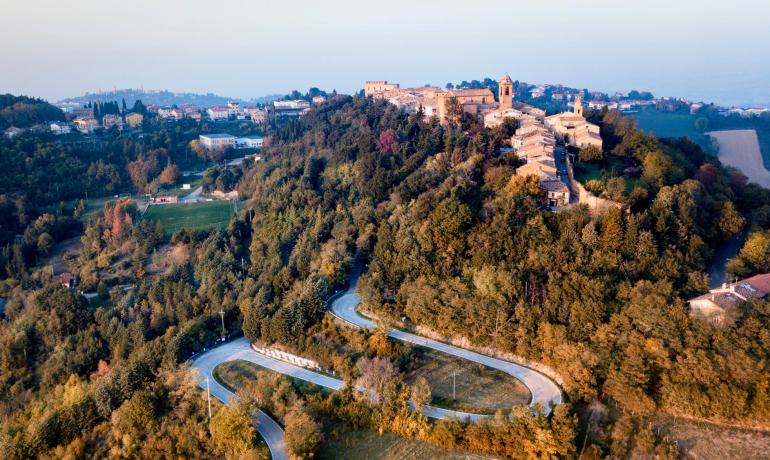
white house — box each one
[157,107,174,118]
[4,127,23,139]
[50,122,71,135]
[234,136,264,149]
[206,106,230,121]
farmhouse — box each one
[73,117,99,133]
[153,195,179,204]
[688,274,770,325]
[52,272,75,289]
[102,114,123,130]
[4,127,24,139]
[199,133,235,150]
[49,122,71,135]
[125,112,144,127]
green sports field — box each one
[143,200,233,234]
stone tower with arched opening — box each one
[499,74,513,109]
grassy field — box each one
[707,129,770,188]
[143,200,233,234]
[318,430,494,460]
[630,110,712,150]
[403,347,530,414]
[656,416,770,459]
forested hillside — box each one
[1,95,770,458]
[0,94,63,129]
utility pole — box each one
[206,376,212,420]
[219,309,226,341]
[453,370,456,401]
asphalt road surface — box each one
[191,273,562,458]
[330,275,563,414]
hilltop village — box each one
[365,75,603,208]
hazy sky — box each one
[3,0,769,106]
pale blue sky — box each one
[2,0,769,106]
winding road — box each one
[330,276,563,413]
[191,273,562,458]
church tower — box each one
[574,95,584,117]
[499,74,513,109]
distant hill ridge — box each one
[57,89,284,108]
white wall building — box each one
[234,136,264,149]
[199,133,235,150]
[206,106,230,120]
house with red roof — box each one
[688,273,770,325]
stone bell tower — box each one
[574,95,584,117]
[499,74,513,109]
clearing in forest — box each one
[143,200,233,234]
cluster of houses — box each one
[36,95,329,139]
[545,97,603,150]
[367,75,608,209]
[511,114,570,208]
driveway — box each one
[330,276,563,414]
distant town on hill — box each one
[56,88,285,112]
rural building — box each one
[688,274,770,325]
[49,122,71,135]
[234,136,263,149]
[206,106,230,120]
[250,109,268,124]
[273,100,310,117]
[153,195,179,204]
[102,114,123,129]
[4,127,23,139]
[73,117,99,133]
[226,101,243,117]
[312,95,326,104]
[199,133,236,150]
[125,112,144,127]
[157,107,174,118]
[52,272,75,289]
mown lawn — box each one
[143,200,232,234]
[403,347,531,414]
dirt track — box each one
[707,129,770,188]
